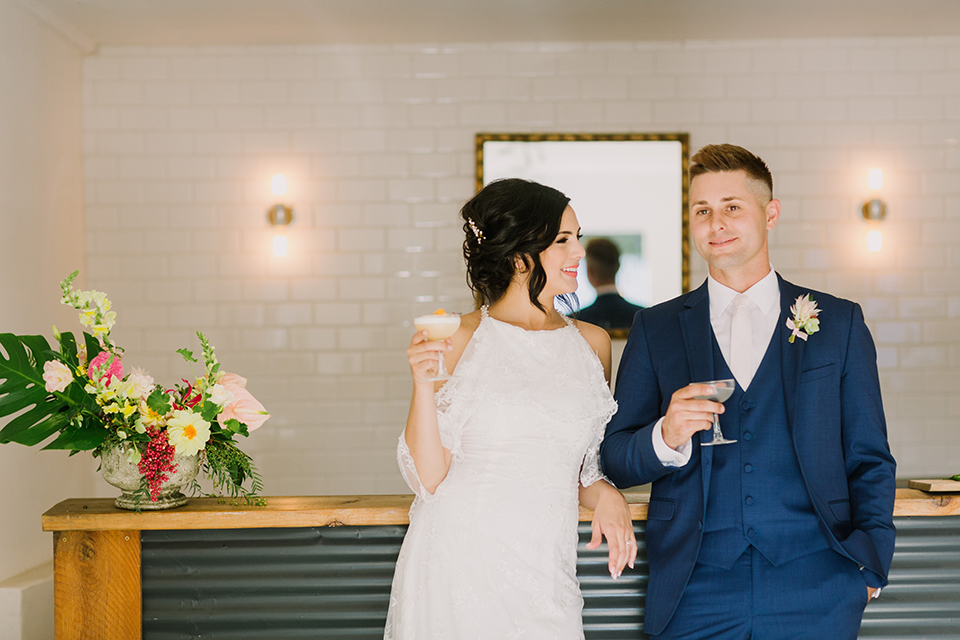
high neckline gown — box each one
[386,307,617,639]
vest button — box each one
[744,464,754,473]
[740,400,753,411]
[745,496,755,505]
[747,528,756,538]
[743,432,753,441]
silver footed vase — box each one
[99,443,200,510]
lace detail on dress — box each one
[566,317,617,488]
[388,304,618,639]
[397,307,617,498]
[397,313,491,501]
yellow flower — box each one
[104,403,121,414]
[122,403,137,419]
[137,400,165,428]
[166,410,211,456]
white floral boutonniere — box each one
[786,294,820,344]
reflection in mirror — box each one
[476,134,690,323]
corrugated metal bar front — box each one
[142,525,408,638]
[142,516,960,639]
[859,516,960,639]
[142,523,647,639]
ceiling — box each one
[18,0,960,53]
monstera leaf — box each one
[0,332,105,451]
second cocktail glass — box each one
[694,378,737,446]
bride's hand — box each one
[586,483,637,579]
[407,330,450,385]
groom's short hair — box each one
[690,144,773,203]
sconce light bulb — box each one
[271,174,288,197]
[273,234,288,257]
[866,230,883,253]
[867,168,883,190]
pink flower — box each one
[218,372,247,388]
[43,360,73,393]
[88,351,123,385]
[217,373,269,432]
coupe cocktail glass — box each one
[413,312,461,381]
[694,378,736,446]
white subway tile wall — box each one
[82,37,960,494]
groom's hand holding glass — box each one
[661,383,727,451]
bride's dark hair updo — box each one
[460,178,573,313]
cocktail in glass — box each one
[413,311,461,381]
[694,378,736,446]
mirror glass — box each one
[477,133,690,314]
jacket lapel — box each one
[679,281,715,499]
[680,282,714,385]
[778,275,806,438]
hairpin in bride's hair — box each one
[467,218,485,245]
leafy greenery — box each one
[190,437,266,506]
[0,332,106,451]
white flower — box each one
[125,368,155,400]
[166,410,211,456]
[786,294,821,344]
[208,384,235,407]
[42,360,73,393]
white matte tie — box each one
[730,294,754,390]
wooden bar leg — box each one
[53,530,141,640]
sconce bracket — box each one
[268,204,294,226]
[861,199,886,222]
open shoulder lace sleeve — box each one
[579,398,617,488]
[578,345,617,488]
[396,334,484,501]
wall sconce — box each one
[268,174,293,257]
[861,168,886,253]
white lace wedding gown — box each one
[385,307,617,640]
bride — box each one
[384,178,636,639]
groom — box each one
[600,144,896,639]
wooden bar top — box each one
[41,488,960,532]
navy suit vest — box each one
[697,324,830,569]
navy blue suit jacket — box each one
[600,275,896,635]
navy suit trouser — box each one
[653,547,869,640]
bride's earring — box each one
[514,255,529,276]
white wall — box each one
[0,0,88,606]
[77,37,960,498]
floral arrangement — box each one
[0,271,268,506]
[786,294,821,344]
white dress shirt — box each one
[652,268,781,467]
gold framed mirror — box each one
[476,133,690,338]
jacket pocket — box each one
[647,497,676,521]
[828,498,852,522]
[800,362,837,383]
